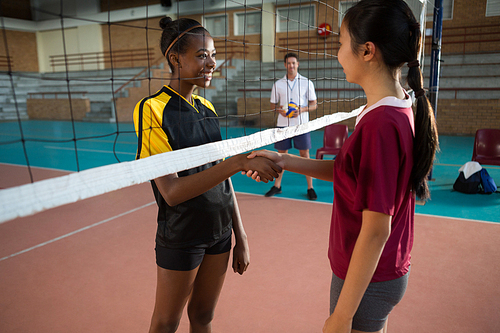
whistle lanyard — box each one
[287,78,297,102]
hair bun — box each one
[159,16,173,29]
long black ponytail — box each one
[344,0,439,200]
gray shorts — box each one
[330,269,409,332]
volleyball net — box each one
[0,0,428,223]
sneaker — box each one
[265,186,282,197]
[307,188,317,200]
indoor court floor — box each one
[1,120,499,332]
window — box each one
[338,1,357,27]
[486,0,500,16]
[277,5,315,32]
[339,1,439,26]
[204,14,228,37]
[234,11,261,36]
[405,0,425,21]
[426,0,454,21]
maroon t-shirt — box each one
[329,98,415,282]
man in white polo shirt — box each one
[265,52,318,200]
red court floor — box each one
[1,164,499,332]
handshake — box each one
[236,150,284,183]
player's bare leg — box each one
[149,266,199,333]
[187,251,230,333]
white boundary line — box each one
[1,162,71,173]
[44,145,136,156]
[0,201,156,262]
[415,212,500,225]
[2,195,497,263]
[235,192,500,224]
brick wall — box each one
[448,0,495,27]
[237,97,500,136]
[101,17,165,69]
[435,99,500,135]
[27,98,90,120]
[424,0,500,54]
[0,30,38,72]
[100,10,263,67]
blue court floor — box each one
[1,120,499,223]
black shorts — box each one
[155,229,232,271]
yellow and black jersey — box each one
[133,86,233,249]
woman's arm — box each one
[154,153,281,207]
[228,178,250,275]
[246,150,335,182]
[323,210,391,333]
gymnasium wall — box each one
[425,0,500,54]
[100,16,164,69]
[333,99,500,137]
[0,30,38,72]
[5,0,499,72]
[37,24,104,73]
[1,0,498,136]
[435,99,500,136]
[447,0,498,26]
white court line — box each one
[434,162,500,170]
[0,201,155,262]
[1,162,70,173]
[415,212,500,225]
[236,192,500,225]
[44,145,136,155]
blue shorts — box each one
[155,229,232,271]
[330,269,409,332]
[274,131,311,151]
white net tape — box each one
[0,107,362,224]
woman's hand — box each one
[232,235,250,275]
[239,152,282,183]
[322,313,352,333]
[242,150,284,182]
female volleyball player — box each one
[246,1,438,332]
[133,17,281,333]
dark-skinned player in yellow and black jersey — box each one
[133,17,281,333]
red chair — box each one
[471,128,500,166]
[316,124,349,160]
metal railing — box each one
[0,55,13,70]
[424,23,500,54]
[49,48,155,72]
[277,35,340,56]
[28,91,88,99]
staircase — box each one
[1,52,498,123]
[0,67,155,122]
[421,52,500,99]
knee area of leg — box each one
[152,318,180,333]
[187,307,215,326]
